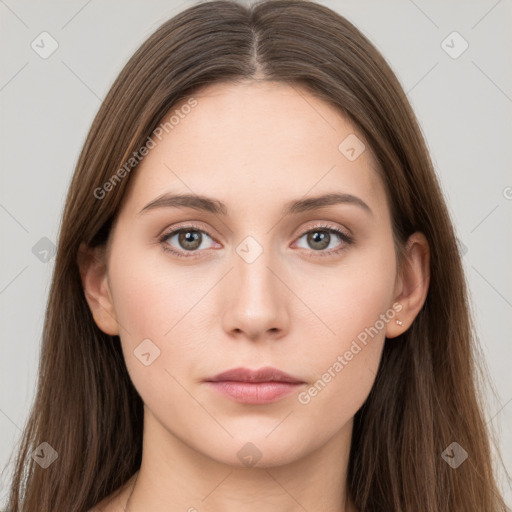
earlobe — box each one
[386,232,430,339]
[77,242,119,336]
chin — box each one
[200,431,312,469]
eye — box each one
[158,223,218,258]
[294,224,353,257]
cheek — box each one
[108,240,200,338]
[298,234,397,347]
[106,240,218,388]
[293,238,396,414]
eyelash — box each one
[157,222,354,259]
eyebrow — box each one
[138,192,373,217]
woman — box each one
[4,0,508,511]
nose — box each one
[221,245,290,342]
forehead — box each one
[122,80,386,217]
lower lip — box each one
[206,381,303,404]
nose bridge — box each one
[221,233,289,338]
[234,235,280,310]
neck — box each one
[125,406,356,512]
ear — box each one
[386,232,430,339]
[77,242,119,336]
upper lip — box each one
[205,366,304,384]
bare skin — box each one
[81,80,430,512]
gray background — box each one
[1,0,511,507]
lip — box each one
[204,366,305,404]
[206,366,304,384]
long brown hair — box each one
[4,1,508,510]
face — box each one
[93,80,404,468]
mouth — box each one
[204,366,305,405]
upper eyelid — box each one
[159,221,211,238]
